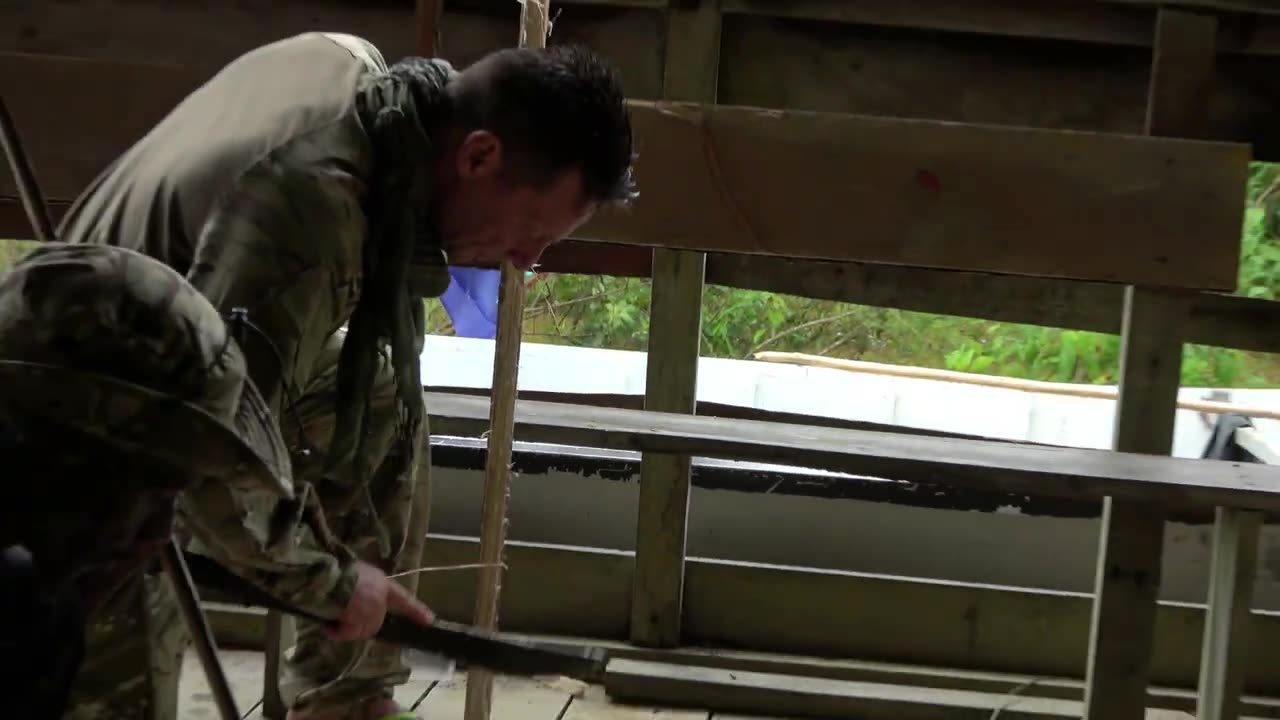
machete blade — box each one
[181,550,609,683]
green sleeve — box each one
[178,140,368,619]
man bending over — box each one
[56,32,636,720]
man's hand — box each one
[326,561,435,642]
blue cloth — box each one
[439,267,502,338]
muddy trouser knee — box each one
[60,569,190,720]
[1,545,87,719]
[278,332,430,711]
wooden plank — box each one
[464,3,551,718]
[707,255,1280,355]
[574,98,1250,289]
[8,3,1280,166]
[721,0,1280,54]
[545,248,1280,356]
[7,204,1279,359]
[1110,0,1280,16]
[563,683,708,719]
[423,392,1280,512]
[0,0,667,66]
[6,0,1280,66]
[563,642,1280,719]
[546,245,1280,356]
[426,384,1059,444]
[1084,10,1217,720]
[1197,507,1263,720]
[633,252,705,647]
[604,658,1082,719]
[725,0,1157,49]
[631,0,720,649]
[0,55,1252,288]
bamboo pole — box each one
[463,2,551,718]
[754,351,1280,421]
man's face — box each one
[437,130,596,271]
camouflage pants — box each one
[61,572,189,720]
[62,331,431,718]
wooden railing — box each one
[5,2,1280,719]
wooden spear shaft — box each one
[463,3,551,718]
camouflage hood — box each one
[0,242,293,497]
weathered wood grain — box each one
[604,658,1082,719]
[1084,11,1217,720]
[422,392,1280,512]
[630,0,721,649]
[574,99,1250,289]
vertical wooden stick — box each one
[463,3,549,719]
[1083,9,1216,720]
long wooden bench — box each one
[424,392,1280,513]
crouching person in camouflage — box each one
[0,243,435,718]
[54,30,636,720]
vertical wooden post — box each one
[1082,9,1216,720]
[1198,506,1262,720]
[463,3,548,719]
[630,0,722,648]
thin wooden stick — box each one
[463,3,551,718]
[755,351,1280,420]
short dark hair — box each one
[449,43,636,206]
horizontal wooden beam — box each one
[423,392,1280,511]
[427,384,1276,524]
[605,658,1084,719]
[532,246,1280,356]
[206,535,1280,696]
[426,383,1052,444]
[1108,0,1280,16]
[9,201,1278,355]
[576,99,1250,289]
[704,254,1280,354]
[7,2,1280,156]
[0,52,1251,288]
[722,0,1280,55]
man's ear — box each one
[455,130,503,180]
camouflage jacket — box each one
[56,33,452,619]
